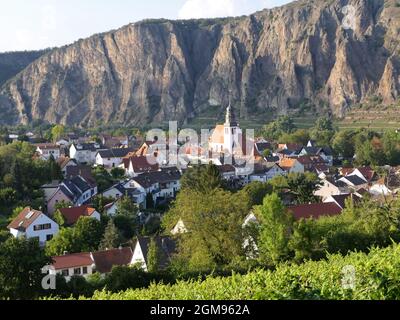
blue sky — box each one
[0,0,292,52]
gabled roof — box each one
[217,164,236,174]
[288,202,342,220]
[7,207,45,232]
[51,252,93,270]
[34,143,59,150]
[122,155,159,173]
[341,175,367,186]
[97,148,135,159]
[92,247,133,273]
[65,165,96,187]
[132,168,181,188]
[136,236,177,270]
[327,194,361,209]
[278,158,299,170]
[72,143,105,152]
[58,205,98,225]
[57,156,77,169]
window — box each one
[61,269,69,276]
[74,268,81,275]
[82,267,88,274]
[33,223,51,231]
[46,234,53,241]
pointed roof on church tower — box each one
[225,101,238,127]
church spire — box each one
[225,98,238,127]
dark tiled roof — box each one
[92,247,133,273]
[132,168,181,188]
[73,143,105,151]
[343,175,367,186]
[65,165,96,187]
[98,148,134,158]
[137,236,177,270]
[329,194,361,209]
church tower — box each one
[223,102,241,154]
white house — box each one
[35,143,61,160]
[44,252,95,281]
[171,219,188,235]
[369,179,392,196]
[132,236,176,271]
[45,247,135,281]
[314,178,349,200]
[7,208,59,246]
[95,148,134,168]
[70,143,106,165]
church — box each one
[209,104,244,156]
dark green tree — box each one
[99,219,120,250]
[0,237,51,299]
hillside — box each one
[0,50,49,87]
[80,244,400,300]
[0,0,399,127]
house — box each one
[91,247,135,273]
[278,158,305,174]
[35,143,61,160]
[297,155,327,172]
[65,165,97,188]
[121,155,160,177]
[369,178,393,196]
[102,184,146,209]
[287,202,343,220]
[314,177,349,199]
[45,247,135,281]
[127,167,181,206]
[254,141,273,157]
[45,252,95,281]
[57,206,101,225]
[299,146,334,166]
[7,207,59,246]
[41,180,61,203]
[340,166,377,183]
[100,135,129,149]
[57,157,78,176]
[47,176,97,214]
[171,219,188,235]
[69,142,106,165]
[95,148,135,168]
[217,164,236,180]
[248,163,285,183]
[275,148,299,159]
[339,175,369,191]
[323,193,362,209]
[132,236,176,271]
[104,201,118,216]
[277,143,303,152]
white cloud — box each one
[178,0,291,19]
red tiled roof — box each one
[51,252,93,270]
[288,202,342,220]
[92,247,133,273]
[122,155,159,173]
[58,205,97,225]
[7,207,43,231]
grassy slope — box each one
[78,244,400,300]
